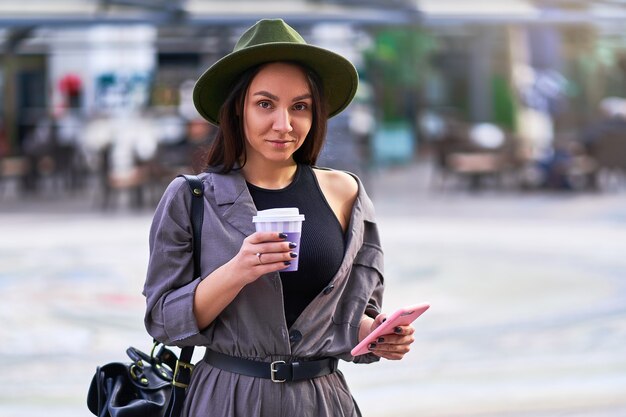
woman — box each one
[144,18,416,417]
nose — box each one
[272,108,293,134]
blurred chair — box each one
[587,130,626,190]
[432,122,523,191]
[577,97,626,190]
[98,144,152,210]
[0,156,31,198]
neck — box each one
[242,159,298,189]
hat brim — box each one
[193,43,358,125]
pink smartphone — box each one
[350,303,430,356]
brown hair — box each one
[204,62,328,173]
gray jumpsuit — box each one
[144,167,385,417]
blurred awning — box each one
[2,0,626,53]
[2,0,626,28]
[417,0,626,25]
[0,0,422,27]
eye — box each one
[257,101,272,109]
[293,102,309,111]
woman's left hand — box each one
[362,314,416,360]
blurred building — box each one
[1,0,626,192]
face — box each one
[243,62,313,165]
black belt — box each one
[203,350,338,383]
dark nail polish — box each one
[284,261,291,266]
[368,343,377,350]
[289,242,297,249]
[289,252,298,258]
[377,337,385,343]
[394,326,402,334]
[278,233,288,239]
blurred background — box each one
[1,1,626,416]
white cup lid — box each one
[253,207,305,222]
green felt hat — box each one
[193,18,359,125]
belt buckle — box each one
[270,360,286,383]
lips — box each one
[266,139,295,148]
[267,140,294,144]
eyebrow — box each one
[253,90,312,102]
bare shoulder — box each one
[313,168,359,202]
[313,168,358,231]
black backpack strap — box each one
[166,174,204,417]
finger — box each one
[249,250,294,270]
[388,325,415,337]
[370,333,415,346]
[368,348,408,360]
[233,242,294,284]
[370,313,387,331]
[366,332,415,358]
[368,324,414,340]
[255,240,298,254]
[368,341,412,359]
[254,251,297,266]
[246,231,289,244]
[255,261,294,274]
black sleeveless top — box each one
[247,165,345,328]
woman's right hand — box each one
[228,231,297,285]
[193,231,297,329]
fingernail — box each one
[394,327,402,334]
[377,337,385,343]
[278,233,288,239]
[284,261,291,266]
[289,252,298,258]
[368,343,377,350]
[289,242,297,249]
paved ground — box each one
[1,161,625,417]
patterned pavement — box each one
[1,162,625,417]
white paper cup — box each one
[252,208,304,271]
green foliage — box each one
[364,27,437,123]
[492,75,516,131]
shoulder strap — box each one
[166,174,204,417]
[178,174,204,361]
[181,174,204,277]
